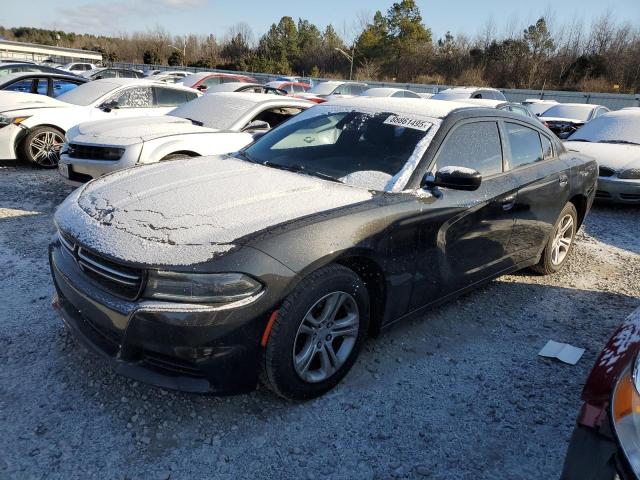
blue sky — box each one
[1,0,638,42]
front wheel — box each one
[532,202,578,275]
[260,264,370,400]
[21,126,65,168]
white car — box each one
[59,92,312,183]
[564,109,640,204]
[521,99,558,116]
[431,86,506,101]
[539,103,610,139]
[147,71,190,83]
[361,87,422,99]
[298,81,369,102]
[60,62,97,73]
[0,78,199,167]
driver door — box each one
[408,119,520,309]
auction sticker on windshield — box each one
[383,115,432,131]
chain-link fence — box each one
[116,62,640,110]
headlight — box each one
[619,169,640,180]
[0,115,31,128]
[144,271,262,303]
[611,354,640,476]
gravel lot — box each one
[1,166,638,480]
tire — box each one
[260,264,370,401]
[531,202,578,275]
[20,126,65,168]
[160,153,193,162]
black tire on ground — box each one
[260,264,370,401]
[20,126,65,168]
[532,202,578,275]
[160,153,194,161]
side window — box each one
[351,85,367,95]
[510,105,530,117]
[52,79,81,97]
[472,91,483,98]
[154,87,193,107]
[505,122,543,168]
[540,134,554,160]
[5,79,34,93]
[113,87,153,108]
[97,69,117,79]
[203,76,222,87]
[391,91,405,98]
[35,79,48,95]
[435,121,503,177]
[404,91,421,98]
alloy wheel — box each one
[293,291,360,383]
[551,214,574,266]
[30,131,64,167]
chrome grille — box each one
[67,143,125,161]
[59,231,76,253]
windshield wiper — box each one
[184,117,203,126]
[568,139,591,142]
[263,161,342,183]
[598,140,640,146]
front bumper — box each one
[49,240,282,394]
[596,177,640,204]
[0,124,23,160]
[59,142,143,182]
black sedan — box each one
[0,72,88,98]
[49,98,597,400]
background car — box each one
[297,80,369,103]
[274,75,313,86]
[59,92,311,182]
[60,62,97,73]
[457,98,544,123]
[0,78,199,167]
[265,81,311,94]
[0,62,73,77]
[539,103,610,139]
[561,306,640,480]
[147,71,190,83]
[204,82,287,95]
[431,86,506,101]
[51,97,596,401]
[522,98,558,116]
[564,109,640,204]
[181,72,258,92]
[0,72,87,97]
[80,67,145,80]
[361,87,422,98]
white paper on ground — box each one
[538,340,585,365]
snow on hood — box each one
[73,116,216,144]
[0,91,68,113]
[55,155,373,266]
[539,116,585,124]
[563,141,640,170]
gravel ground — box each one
[1,166,639,480]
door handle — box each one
[559,175,568,187]
[501,195,517,211]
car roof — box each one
[88,78,196,91]
[205,91,312,106]
[362,87,413,96]
[545,103,601,110]
[458,98,506,108]
[183,71,250,80]
[440,86,501,93]
[205,82,264,92]
[0,72,88,83]
[324,97,477,119]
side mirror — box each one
[242,120,271,132]
[535,113,542,117]
[100,100,119,112]
[421,166,482,191]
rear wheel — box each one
[532,203,578,275]
[260,264,370,400]
[21,126,64,168]
[160,153,194,162]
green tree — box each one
[524,17,555,88]
[143,49,161,65]
[167,50,183,66]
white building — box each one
[0,39,102,64]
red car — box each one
[561,306,640,480]
[182,72,257,92]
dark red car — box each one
[182,72,257,92]
[561,306,640,480]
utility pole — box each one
[334,46,355,80]
[168,39,187,67]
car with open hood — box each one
[50,97,597,400]
[539,103,610,139]
[59,93,312,183]
[564,109,640,204]
[0,78,199,167]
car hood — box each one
[0,91,68,113]
[540,116,585,125]
[73,116,216,144]
[563,141,640,170]
[54,155,374,266]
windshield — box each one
[540,105,592,121]
[307,83,339,96]
[568,113,640,144]
[242,106,437,191]
[169,94,254,129]
[57,80,119,106]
